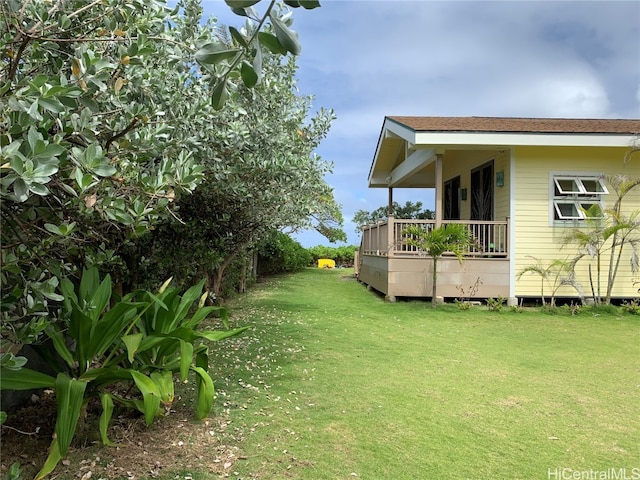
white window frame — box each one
[550,172,608,224]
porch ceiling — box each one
[368,138,496,189]
[368,120,500,189]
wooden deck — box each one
[356,217,510,301]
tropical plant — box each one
[516,256,583,306]
[0,268,247,479]
[402,223,474,308]
[562,175,640,305]
[485,296,505,312]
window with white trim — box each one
[551,174,608,222]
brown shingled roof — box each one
[387,116,640,134]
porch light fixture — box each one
[460,188,467,201]
[496,171,504,187]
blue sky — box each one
[201,0,640,247]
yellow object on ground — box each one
[317,259,335,269]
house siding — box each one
[513,145,639,299]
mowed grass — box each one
[205,268,639,480]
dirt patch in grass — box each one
[0,389,243,479]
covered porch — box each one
[357,116,514,302]
[355,216,510,301]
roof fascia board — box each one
[385,118,418,144]
[413,132,638,147]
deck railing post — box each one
[387,214,395,257]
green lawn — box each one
[204,268,640,480]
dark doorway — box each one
[471,161,493,221]
[444,175,461,220]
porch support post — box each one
[388,187,393,216]
[434,153,443,227]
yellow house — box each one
[357,116,640,304]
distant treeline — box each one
[257,233,358,277]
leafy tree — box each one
[0,0,321,349]
[1,0,328,475]
[353,201,434,233]
[402,223,474,308]
[132,53,344,297]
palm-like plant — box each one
[402,223,474,308]
[517,256,583,306]
[563,175,640,305]
[603,175,640,303]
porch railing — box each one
[360,217,509,258]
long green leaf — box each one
[182,305,221,329]
[78,366,132,384]
[224,0,260,7]
[60,277,77,312]
[90,302,139,360]
[191,366,214,419]
[258,32,287,55]
[197,326,250,342]
[270,15,302,55]
[45,326,74,368]
[34,437,62,480]
[99,393,117,446]
[173,279,206,329]
[228,26,248,48]
[145,289,176,334]
[130,370,161,426]
[54,373,87,456]
[195,43,241,65]
[0,367,55,390]
[151,370,174,404]
[241,60,258,88]
[79,267,99,303]
[89,272,112,321]
[179,340,194,381]
[196,348,209,370]
[122,333,144,363]
[67,301,93,372]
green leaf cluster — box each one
[0,268,247,478]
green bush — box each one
[258,232,312,275]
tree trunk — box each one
[606,238,625,304]
[210,240,253,301]
[588,264,598,306]
[239,259,247,294]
